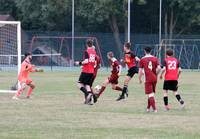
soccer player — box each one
[160,49,185,110]
[75,39,97,104]
[117,42,140,101]
[138,47,161,112]
[12,53,42,100]
[94,51,122,102]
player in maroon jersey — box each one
[139,47,161,112]
[75,39,97,104]
[94,52,122,102]
[117,42,140,101]
[160,49,185,110]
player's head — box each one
[166,49,174,57]
[86,39,93,48]
[107,51,114,59]
[124,42,131,52]
[144,47,152,54]
[24,52,32,61]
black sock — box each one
[163,96,168,106]
[176,94,181,102]
[80,87,88,97]
[122,85,128,96]
[176,94,184,104]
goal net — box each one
[160,39,200,70]
[0,21,21,93]
[29,36,104,69]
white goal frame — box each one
[0,21,21,93]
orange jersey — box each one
[18,60,35,81]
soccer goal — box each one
[160,39,200,70]
[0,21,21,93]
[29,36,105,68]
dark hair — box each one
[144,47,152,53]
[86,39,93,47]
[22,52,31,62]
[124,42,131,49]
[166,49,174,56]
[107,51,114,58]
[24,52,31,58]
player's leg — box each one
[111,84,123,91]
[116,76,131,101]
[146,82,157,112]
[77,72,89,99]
[98,79,109,97]
[163,81,170,110]
[117,67,137,101]
[25,79,35,98]
[172,81,185,108]
[26,83,35,98]
[12,81,26,99]
[163,90,170,110]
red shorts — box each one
[108,74,119,84]
[145,81,157,94]
[19,78,32,85]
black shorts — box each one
[163,80,178,91]
[127,66,138,78]
[78,72,94,86]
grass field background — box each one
[0,70,200,139]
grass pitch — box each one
[0,70,200,139]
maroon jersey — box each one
[139,55,159,82]
[124,51,136,69]
[110,58,120,75]
[94,55,101,75]
[163,57,180,80]
[82,48,96,73]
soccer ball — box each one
[94,85,101,94]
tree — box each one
[15,0,71,31]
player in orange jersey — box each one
[12,53,43,100]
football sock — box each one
[147,98,150,109]
[114,86,123,91]
[98,86,106,97]
[26,87,33,97]
[175,94,181,102]
[176,94,184,104]
[122,85,128,96]
[16,89,23,97]
[164,96,168,106]
[149,97,156,110]
[80,87,88,97]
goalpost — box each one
[160,39,200,70]
[0,21,21,93]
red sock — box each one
[114,86,123,91]
[149,97,156,110]
[98,86,106,97]
[147,98,150,109]
[26,87,33,97]
[16,89,23,97]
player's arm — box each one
[178,67,182,78]
[138,68,143,84]
[25,64,35,72]
[75,51,89,66]
[135,56,140,62]
[131,52,140,62]
[156,65,161,75]
[160,66,166,80]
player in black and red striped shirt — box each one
[117,42,140,101]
